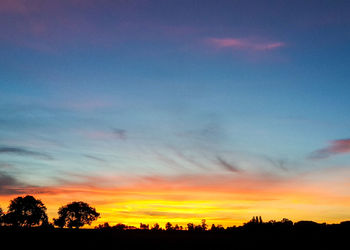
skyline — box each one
[1,0,350,227]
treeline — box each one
[94,216,350,232]
[1,195,350,232]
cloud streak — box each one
[309,139,350,159]
[0,146,53,160]
[216,156,240,173]
[83,154,107,163]
[82,128,127,141]
[208,37,285,51]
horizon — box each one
[1,0,350,228]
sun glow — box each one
[1,171,349,228]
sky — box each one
[1,0,350,228]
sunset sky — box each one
[1,0,350,228]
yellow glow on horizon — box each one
[1,171,350,228]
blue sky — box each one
[1,0,350,224]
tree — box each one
[4,195,48,227]
[187,223,195,231]
[151,223,161,231]
[247,216,263,225]
[201,219,208,230]
[281,218,293,226]
[113,223,127,230]
[95,222,111,230]
[140,223,149,230]
[54,201,100,229]
[0,207,3,226]
[165,222,173,231]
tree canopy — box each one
[54,201,100,229]
[4,195,48,227]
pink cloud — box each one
[329,139,350,153]
[310,139,350,159]
[208,37,285,51]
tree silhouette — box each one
[140,223,149,230]
[95,222,111,230]
[4,195,48,227]
[165,222,173,231]
[187,223,195,231]
[53,201,100,229]
[151,223,161,231]
[281,218,293,226]
[247,216,263,225]
[0,207,3,226]
[113,223,127,230]
[211,224,224,231]
[201,219,207,230]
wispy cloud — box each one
[0,146,53,160]
[309,138,350,159]
[83,154,107,163]
[208,37,285,51]
[82,128,127,141]
[263,156,288,171]
[216,156,240,173]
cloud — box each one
[172,149,208,170]
[83,154,107,162]
[82,128,127,141]
[112,128,127,140]
[263,157,288,171]
[0,171,25,195]
[0,146,53,160]
[208,37,285,51]
[309,139,350,159]
[118,210,200,219]
[216,156,240,173]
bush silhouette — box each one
[3,195,48,227]
[54,201,100,229]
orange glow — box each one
[1,170,350,228]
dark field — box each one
[1,223,349,250]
